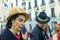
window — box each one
[22,2,26,6]
[6,0,8,2]
[29,13,32,21]
[34,0,38,7]
[35,11,38,19]
[16,0,18,6]
[22,2,26,10]
[41,0,45,5]
[22,0,25,1]
[51,8,55,17]
[50,0,55,3]
[28,2,31,9]
[59,13,60,17]
[11,3,13,7]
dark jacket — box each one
[32,25,49,40]
[0,29,23,40]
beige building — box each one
[0,0,60,20]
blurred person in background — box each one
[45,24,53,40]
[0,7,30,40]
[57,23,60,40]
[32,12,50,40]
[52,21,58,40]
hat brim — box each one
[36,16,50,24]
[6,13,30,22]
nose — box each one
[21,22,25,26]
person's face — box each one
[12,15,26,31]
[38,23,46,28]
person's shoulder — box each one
[0,30,7,40]
[33,26,38,31]
[0,29,10,40]
[1,29,9,36]
[32,25,40,33]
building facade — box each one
[0,0,60,32]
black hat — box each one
[36,12,50,24]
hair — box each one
[6,13,26,29]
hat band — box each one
[38,17,48,22]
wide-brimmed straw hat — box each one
[6,7,30,21]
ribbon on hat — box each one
[38,17,48,22]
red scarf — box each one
[17,34,21,40]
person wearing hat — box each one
[32,12,50,40]
[0,7,30,40]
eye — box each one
[18,18,25,23]
[19,18,23,22]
